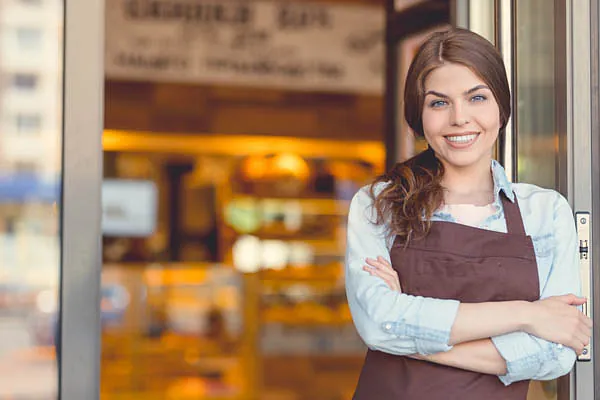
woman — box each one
[345,28,592,400]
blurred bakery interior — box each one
[98,0,388,398]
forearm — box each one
[414,339,507,375]
[449,301,531,345]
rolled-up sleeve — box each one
[492,192,579,385]
[345,185,460,356]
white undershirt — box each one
[439,203,496,227]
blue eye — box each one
[471,94,487,102]
[429,100,447,108]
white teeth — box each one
[446,134,478,144]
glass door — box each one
[387,1,596,400]
[501,0,596,399]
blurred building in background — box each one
[0,0,62,397]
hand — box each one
[362,256,402,292]
[525,294,592,355]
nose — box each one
[450,103,470,126]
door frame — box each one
[60,0,105,397]
[585,0,600,398]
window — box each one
[12,73,38,90]
[14,161,38,174]
[16,28,42,50]
[15,113,42,133]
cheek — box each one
[479,104,502,132]
[421,109,446,137]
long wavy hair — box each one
[370,28,511,245]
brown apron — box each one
[353,193,540,400]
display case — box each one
[100,264,248,400]
[99,135,385,399]
[218,154,379,398]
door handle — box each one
[576,212,592,361]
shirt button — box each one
[385,323,392,331]
[557,344,563,350]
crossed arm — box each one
[346,188,591,384]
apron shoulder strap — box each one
[501,192,527,236]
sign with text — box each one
[105,0,384,94]
[102,179,158,237]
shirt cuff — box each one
[492,331,546,385]
[382,297,460,355]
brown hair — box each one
[370,28,511,245]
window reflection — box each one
[515,1,559,399]
[0,0,63,398]
[516,0,556,190]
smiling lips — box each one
[444,132,480,148]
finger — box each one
[363,266,397,289]
[578,324,593,340]
[364,259,397,277]
[577,323,592,342]
[570,298,587,306]
[368,268,400,291]
[376,256,393,269]
[366,266,398,286]
[560,294,587,305]
[573,329,590,347]
[565,338,584,355]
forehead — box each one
[424,63,486,92]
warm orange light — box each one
[102,130,385,172]
[268,153,310,180]
[240,155,269,180]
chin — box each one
[440,153,486,169]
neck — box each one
[440,156,495,205]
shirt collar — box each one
[491,160,515,203]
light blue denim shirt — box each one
[345,160,580,385]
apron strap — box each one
[501,192,526,236]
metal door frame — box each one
[60,0,104,397]
[565,0,597,398]
[588,0,600,399]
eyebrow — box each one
[424,84,490,98]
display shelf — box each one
[229,196,351,215]
[258,264,342,282]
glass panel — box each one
[0,0,63,398]
[515,0,557,189]
[515,1,559,399]
[468,0,495,44]
[100,140,384,399]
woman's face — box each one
[421,63,501,170]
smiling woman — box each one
[346,28,591,400]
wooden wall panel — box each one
[104,81,384,141]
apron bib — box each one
[353,194,540,400]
